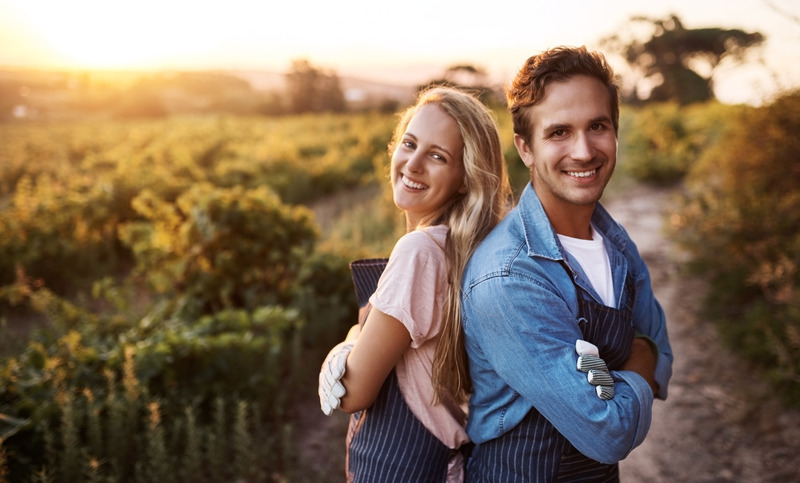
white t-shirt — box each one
[557,225,616,308]
[369,224,469,450]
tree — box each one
[285,59,346,114]
[602,14,764,104]
[416,64,501,106]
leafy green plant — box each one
[119,183,318,318]
[0,303,303,481]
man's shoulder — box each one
[471,209,524,259]
[464,210,558,285]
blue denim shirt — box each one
[462,184,673,464]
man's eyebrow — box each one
[542,116,612,131]
[542,122,570,132]
[590,115,613,125]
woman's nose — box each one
[406,152,424,173]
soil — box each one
[292,183,800,482]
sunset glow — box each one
[8,0,224,69]
[1,0,798,104]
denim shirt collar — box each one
[516,182,628,262]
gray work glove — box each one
[575,339,615,400]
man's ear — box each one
[513,133,534,168]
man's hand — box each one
[621,337,658,395]
[575,340,615,400]
[318,341,354,415]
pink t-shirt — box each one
[369,225,469,451]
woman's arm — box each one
[339,307,411,413]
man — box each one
[461,46,673,481]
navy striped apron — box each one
[346,369,454,482]
[466,269,636,482]
[345,258,459,482]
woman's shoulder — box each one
[394,225,448,255]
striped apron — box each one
[466,270,636,482]
[346,369,454,482]
[345,258,458,482]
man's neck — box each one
[549,212,594,240]
[537,195,596,240]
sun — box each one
[18,0,216,70]
[44,25,168,70]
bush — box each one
[669,91,800,406]
[0,298,302,482]
[291,248,359,352]
[119,183,318,319]
[618,102,745,184]
[0,112,403,479]
[0,173,124,289]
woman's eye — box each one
[403,140,416,149]
[432,153,445,162]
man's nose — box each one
[571,133,595,161]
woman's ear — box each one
[514,133,535,168]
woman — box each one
[318,86,512,482]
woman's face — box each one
[391,103,466,230]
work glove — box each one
[318,341,354,415]
[575,339,615,400]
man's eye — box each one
[552,129,567,137]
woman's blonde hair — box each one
[390,86,512,404]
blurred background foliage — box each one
[668,91,800,404]
[0,13,798,482]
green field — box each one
[1,92,798,480]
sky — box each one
[1,0,798,105]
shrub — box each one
[0,302,302,482]
[0,173,124,289]
[0,112,406,480]
[291,248,359,352]
[618,102,745,184]
[119,183,318,319]
[669,91,800,406]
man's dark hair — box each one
[506,45,620,143]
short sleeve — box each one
[369,226,448,348]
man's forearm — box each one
[621,338,658,395]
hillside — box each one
[232,69,416,104]
[0,67,418,120]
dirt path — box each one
[605,184,800,483]
[294,183,800,482]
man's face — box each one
[514,75,617,221]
